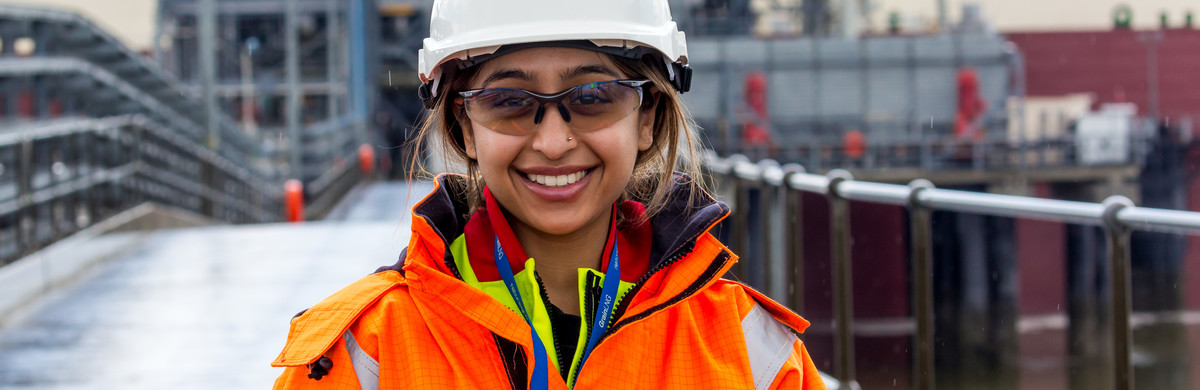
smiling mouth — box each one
[523,169,591,188]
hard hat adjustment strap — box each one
[671,62,692,94]
[418,82,436,109]
[418,72,445,110]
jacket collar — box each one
[460,186,651,283]
[382,173,742,343]
[380,173,731,281]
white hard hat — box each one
[417,0,692,105]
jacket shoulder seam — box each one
[713,279,810,335]
[271,271,407,367]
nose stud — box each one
[567,136,573,142]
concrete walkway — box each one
[0,181,429,389]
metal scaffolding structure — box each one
[155,0,381,180]
[0,5,261,165]
[0,5,371,265]
[683,32,1026,170]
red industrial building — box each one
[1007,28,1200,121]
[1006,27,1200,309]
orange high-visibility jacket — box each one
[272,174,827,390]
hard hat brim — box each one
[418,20,688,83]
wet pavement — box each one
[330,181,435,223]
[0,181,430,389]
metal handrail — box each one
[0,164,137,216]
[0,114,286,264]
[0,57,262,171]
[0,4,222,138]
[708,151,1200,235]
[0,116,282,199]
[704,151,1200,390]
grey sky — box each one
[8,0,1196,51]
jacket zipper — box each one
[533,272,570,380]
[609,238,698,326]
[607,250,732,338]
[582,272,605,343]
[571,238,736,385]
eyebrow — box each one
[480,68,535,88]
[561,64,621,80]
[479,64,622,88]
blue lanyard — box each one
[493,236,622,387]
[494,238,549,390]
[579,240,620,370]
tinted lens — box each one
[565,82,642,124]
[462,81,643,135]
[462,89,538,132]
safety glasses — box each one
[457,79,650,135]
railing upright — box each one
[17,135,33,255]
[908,179,936,390]
[1102,196,1135,390]
[728,154,750,278]
[757,160,778,297]
[781,164,807,313]
[825,169,860,390]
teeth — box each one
[528,170,587,187]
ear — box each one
[636,92,658,152]
[461,120,478,159]
[454,98,479,159]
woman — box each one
[272,1,825,389]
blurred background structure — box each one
[0,1,1199,390]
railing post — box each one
[200,159,215,217]
[1102,196,1135,390]
[129,123,144,208]
[727,155,749,278]
[781,164,806,313]
[908,179,936,390]
[82,128,94,230]
[17,134,33,257]
[826,168,861,390]
[47,137,62,241]
[758,159,781,297]
[735,170,754,282]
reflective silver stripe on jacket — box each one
[343,330,380,390]
[742,303,798,390]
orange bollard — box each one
[843,130,865,160]
[358,144,376,176]
[284,179,304,223]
